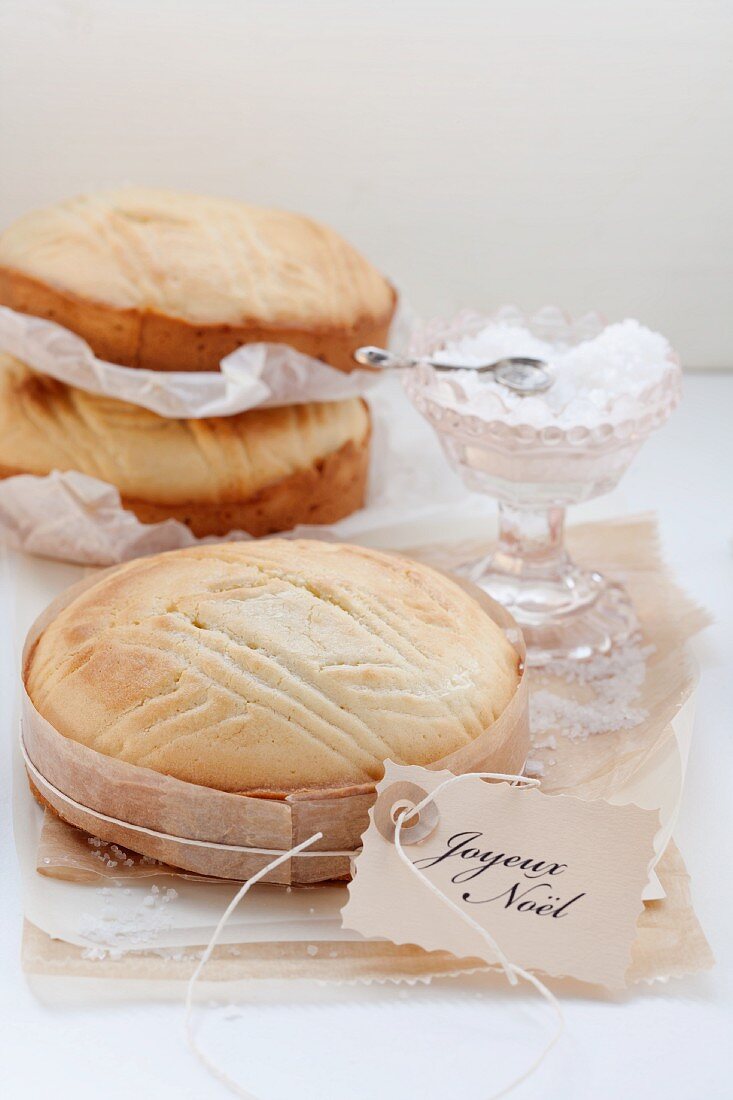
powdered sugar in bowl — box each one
[404,306,682,665]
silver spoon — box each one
[353,346,552,394]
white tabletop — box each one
[1,372,731,1100]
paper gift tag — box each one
[342,762,659,990]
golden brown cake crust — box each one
[0,267,395,373]
[0,432,369,539]
[0,188,397,372]
[26,540,521,796]
[0,354,371,535]
[114,433,369,538]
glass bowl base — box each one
[464,560,640,667]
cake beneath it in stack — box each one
[0,355,371,537]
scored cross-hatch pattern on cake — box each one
[26,542,519,795]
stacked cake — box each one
[0,188,396,535]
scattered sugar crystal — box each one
[532,734,557,751]
[79,885,175,949]
[306,944,318,957]
[81,945,108,961]
[165,888,178,900]
[531,642,654,741]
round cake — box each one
[25,540,521,796]
[0,188,396,373]
[0,355,370,537]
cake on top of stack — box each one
[0,188,396,537]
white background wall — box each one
[0,0,731,367]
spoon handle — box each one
[353,345,552,394]
[353,345,461,372]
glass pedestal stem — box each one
[493,503,568,580]
[466,503,639,666]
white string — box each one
[393,772,564,1100]
[21,733,356,858]
[25,724,564,1096]
[184,831,324,1099]
[184,771,563,1100]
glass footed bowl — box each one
[404,306,682,666]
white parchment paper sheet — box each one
[0,305,378,417]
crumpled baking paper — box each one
[0,305,378,418]
[0,304,414,564]
[0,471,224,565]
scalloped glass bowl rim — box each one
[404,306,682,451]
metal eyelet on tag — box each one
[373,781,440,845]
